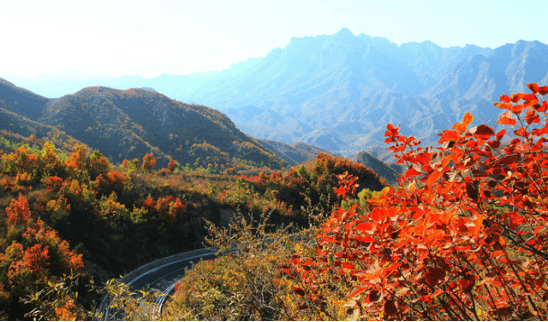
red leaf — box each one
[497,111,516,125]
[356,222,374,232]
[494,102,512,110]
[405,167,422,177]
[499,94,512,103]
[537,100,548,112]
[534,276,545,290]
[528,83,540,93]
[383,300,398,316]
[427,170,444,187]
[472,125,495,140]
[383,262,401,278]
[525,109,541,125]
[524,99,539,108]
[357,235,376,243]
[496,129,506,141]
[514,128,527,137]
[394,145,406,153]
[342,263,354,271]
[415,152,432,166]
[458,278,474,293]
[366,289,381,303]
[512,93,536,103]
[452,122,467,132]
[527,84,548,95]
[510,104,523,114]
[348,286,368,299]
[439,130,459,144]
[370,209,387,222]
[424,267,446,287]
[466,182,478,200]
[385,123,400,137]
[462,112,474,126]
[334,186,348,199]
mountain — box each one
[173,31,548,158]
[354,150,401,185]
[6,30,548,161]
[0,105,87,154]
[0,78,89,153]
[257,139,336,166]
[0,78,49,120]
[0,79,296,171]
[423,40,548,122]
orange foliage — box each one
[94,171,128,196]
[142,153,156,172]
[65,145,87,174]
[142,196,186,223]
[44,176,64,192]
[287,84,548,320]
[55,300,77,321]
[5,146,38,175]
[6,193,31,225]
[168,156,176,173]
[22,219,84,273]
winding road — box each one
[101,249,217,320]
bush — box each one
[287,84,548,320]
[162,208,341,320]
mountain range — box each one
[177,29,548,159]
[4,28,548,163]
[0,78,336,171]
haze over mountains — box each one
[5,28,548,161]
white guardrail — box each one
[98,233,310,320]
[98,247,217,320]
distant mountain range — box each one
[5,28,548,162]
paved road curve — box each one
[102,250,217,320]
[129,252,217,294]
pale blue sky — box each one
[2,0,546,78]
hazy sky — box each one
[2,0,547,79]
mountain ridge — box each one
[4,29,548,161]
[0,81,289,171]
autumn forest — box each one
[3,31,548,320]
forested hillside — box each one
[0,132,386,319]
[0,79,293,172]
[163,83,548,321]
[183,32,548,157]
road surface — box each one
[102,250,217,320]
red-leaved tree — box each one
[287,83,548,320]
[168,156,176,174]
[6,193,31,226]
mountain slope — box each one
[168,29,495,153]
[0,80,292,170]
[175,32,548,157]
[0,79,88,152]
[38,87,288,169]
[0,78,49,120]
[257,139,336,166]
[355,150,401,185]
[0,105,87,153]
